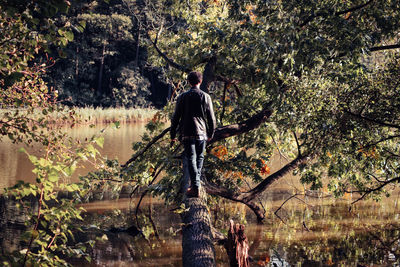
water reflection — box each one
[1,191,400,266]
[0,123,146,188]
[70,195,400,266]
[2,123,400,265]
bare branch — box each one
[135,164,165,225]
[345,109,400,129]
[240,154,310,202]
[274,193,299,224]
[351,176,400,204]
[146,31,192,73]
[299,0,374,27]
[121,127,170,168]
[370,44,400,52]
[271,135,288,161]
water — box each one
[0,123,147,188]
[1,123,400,266]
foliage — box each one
[0,0,110,266]
[46,0,158,108]
[2,135,104,266]
[116,0,400,215]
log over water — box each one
[181,197,216,267]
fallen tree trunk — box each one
[181,156,216,267]
[180,157,251,266]
[181,197,216,267]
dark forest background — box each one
[46,0,170,108]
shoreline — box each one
[0,107,159,125]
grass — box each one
[73,107,158,124]
[0,107,158,125]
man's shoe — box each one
[186,187,200,198]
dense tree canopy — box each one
[120,0,400,221]
[45,0,166,107]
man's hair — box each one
[188,71,202,86]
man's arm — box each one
[170,95,183,141]
[205,94,216,141]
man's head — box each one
[188,71,202,86]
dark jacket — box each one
[170,87,216,140]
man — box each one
[170,71,216,198]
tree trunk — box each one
[181,156,216,267]
[225,220,250,267]
[181,197,216,267]
[135,29,140,67]
[97,42,106,94]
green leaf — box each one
[48,172,59,182]
[94,136,104,148]
[65,31,74,41]
[113,121,120,129]
[79,20,86,28]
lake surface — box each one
[1,123,400,266]
[0,123,147,189]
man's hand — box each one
[170,138,177,148]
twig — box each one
[271,135,288,161]
[299,0,374,27]
[274,193,299,224]
[351,176,400,204]
[135,165,166,226]
[370,44,400,52]
[293,131,302,157]
[121,127,170,168]
[345,109,400,129]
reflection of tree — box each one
[283,223,400,265]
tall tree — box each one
[122,0,400,221]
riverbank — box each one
[0,107,158,125]
[74,107,158,124]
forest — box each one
[1,0,400,266]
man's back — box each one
[170,87,216,141]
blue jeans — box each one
[183,139,206,189]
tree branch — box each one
[370,44,400,52]
[299,0,374,27]
[350,176,400,204]
[146,31,192,73]
[345,110,400,129]
[121,127,170,168]
[240,154,310,203]
[208,102,273,144]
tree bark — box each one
[181,197,216,267]
[180,155,216,266]
[200,56,217,93]
[225,220,249,267]
[97,42,106,94]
